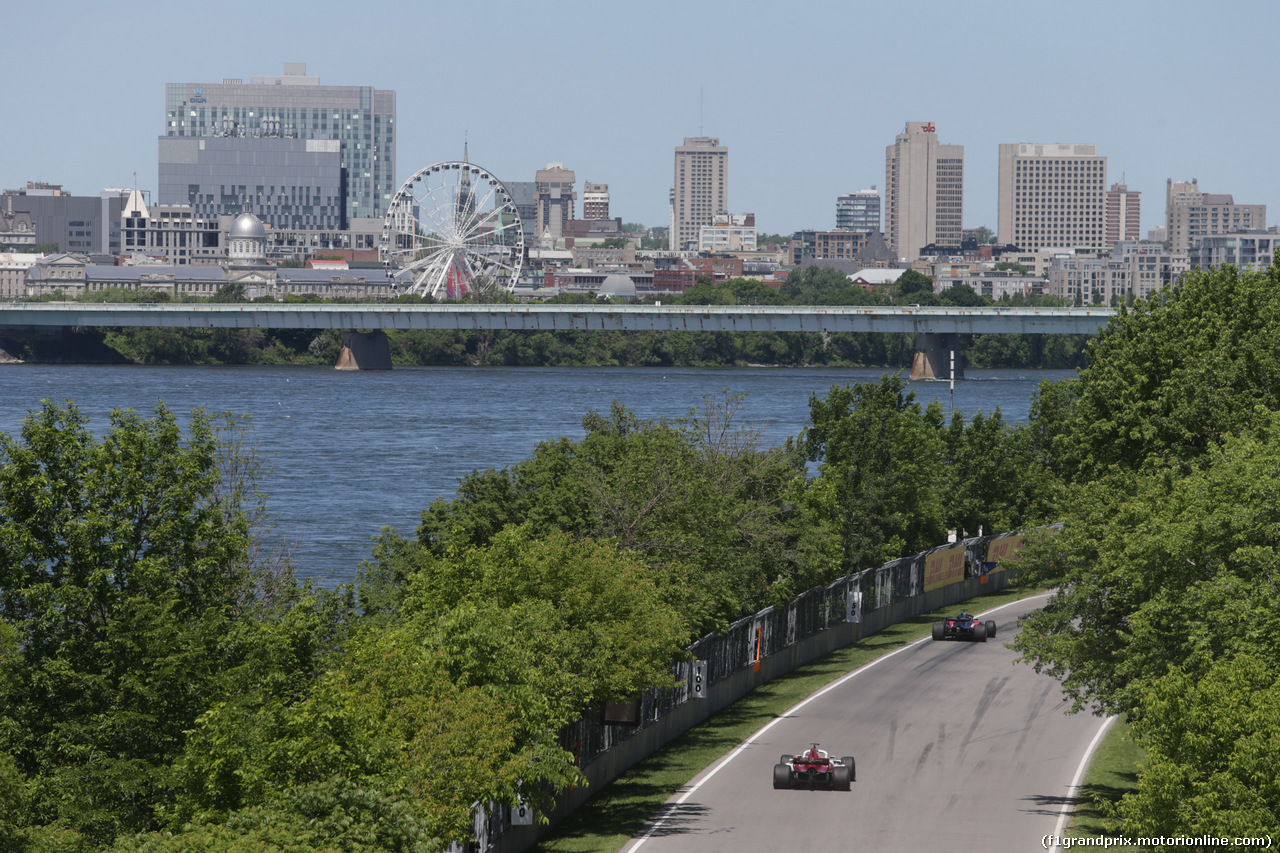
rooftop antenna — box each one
[700,88,704,136]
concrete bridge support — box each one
[335,330,392,371]
[910,332,964,381]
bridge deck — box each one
[0,303,1115,335]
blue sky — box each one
[4,0,1276,238]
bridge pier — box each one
[335,330,392,371]
[910,332,964,381]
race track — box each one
[623,594,1109,852]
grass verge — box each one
[1066,716,1145,838]
[531,585,1045,853]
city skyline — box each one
[3,0,1277,239]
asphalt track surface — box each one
[622,594,1110,853]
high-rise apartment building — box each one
[534,164,576,239]
[164,63,396,222]
[670,137,728,251]
[836,188,880,233]
[884,123,963,260]
[1105,183,1141,248]
[997,143,1107,252]
[582,183,610,220]
[1165,179,1266,254]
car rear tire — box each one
[833,765,851,791]
[985,620,997,638]
[773,763,792,789]
[932,623,944,641]
[842,756,856,782]
[972,626,987,642]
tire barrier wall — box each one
[481,529,1044,853]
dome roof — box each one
[230,212,267,239]
[599,273,636,298]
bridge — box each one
[0,303,1116,376]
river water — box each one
[0,365,1074,586]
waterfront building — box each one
[164,63,395,222]
[836,188,880,233]
[997,143,1107,252]
[1165,179,1266,254]
[884,122,964,260]
[671,137,729,251]
[26,212,394,300]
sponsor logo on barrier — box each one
[923,545,966,592]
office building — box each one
[1105,183,1141,248]
[884,122,964,260]
[158,136,345,231]
[121,189,224,265]
[535,164,576,240]
[582,183,610,220]
[2,182,131,256]
[997,143,1107,252]
[1165,179,1266,254]
[671,137,728,251]
[164,63,395,222]
[836,188,880,233]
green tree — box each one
[938,283,987,307]
[1116,654,1280,840]
[893,269,934,302]
[0,401,284,845]
[1012,417,1280,716]
[176,527,683,847]
[210,283,248,303]
[800,374,947,574]
[1033,255,1280,485]
[413,396,825,632]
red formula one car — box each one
[931,610,997,642]
[773,744,855,790]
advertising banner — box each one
[923,545,966,592]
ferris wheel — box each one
[380,160,525,299]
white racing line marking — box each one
[623,592,1107,853]
[1050,713,1119,851]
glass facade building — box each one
[164,64,395,223]
[158,137,345,231]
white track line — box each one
[623,594,1051,853]
[1050,713,1119,851]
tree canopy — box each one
[1010,253,1280,838]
